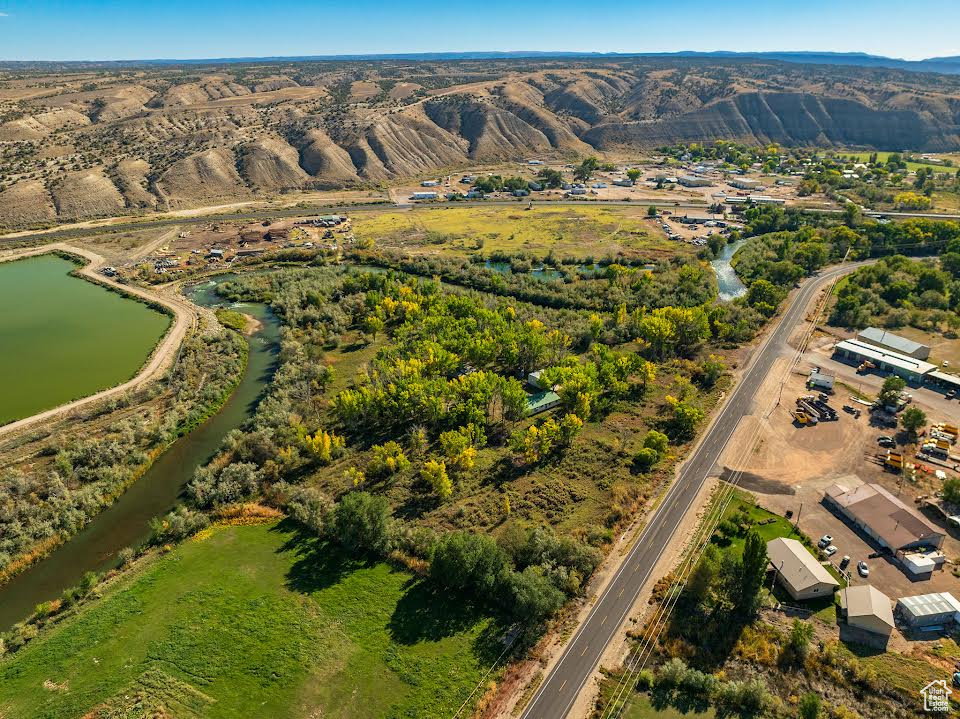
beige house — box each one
[840,585,895,648]
[767,538,839,601]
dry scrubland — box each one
[3,57,960,227]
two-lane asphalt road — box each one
[520,262,863,719]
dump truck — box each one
[922,443,949,460]
[792,410,812,425]
[933,424,958,441]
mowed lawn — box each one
[352,206,685,261]
[0,522,504,719]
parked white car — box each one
[857,561,869,577]
[824,545,838,557]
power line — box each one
[600,260,852,719]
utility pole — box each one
[794,502,803,532]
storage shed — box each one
[840,585,895,648]
[896,592,960,628]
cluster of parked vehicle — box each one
[819,535,869,577]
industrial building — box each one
[857,327,931,360]
[824,482,945,575]
[678,175,712,187]
[896,592,960,629]
[728,178,761,190]
[767,538,839,601]
[927,370,960,395]
[723,194,786,206]
[832,339,937,384]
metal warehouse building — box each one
[896,592,960,628]
[832,339,937,384]
[857,327,931,360]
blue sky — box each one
[1,0,958,62]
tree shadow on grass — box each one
[270,519,372,594]
[387,578,511,664]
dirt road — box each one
[0,243,197,439]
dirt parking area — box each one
[716,351,960,602]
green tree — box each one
[333,492,392,556]
[633,447,660,473]
[430,531,505,596]
[536,168,564,188]
[785,618,815,664]
[647,204,658,217]
[746,279,784,317]
[737,530,768,612]
[714,678,769,719]
[878,375,906,407]
[942,478,960,506]
[504,566,566,625]
[665,397,704,441]
[799,692,821,719]
[573,156,600,182]
[643,430,670,455]
[900,406,927,439]
[363,314,385,339]
[422,458,453,500]
[627,168,642,183]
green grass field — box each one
[622,696,714,719]
[712,490,804,557]
[351,205,685,261]
[838,151,955,174]
[0,522,503,719]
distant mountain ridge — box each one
[3,50,960,75]
[2,56,960,229]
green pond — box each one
[0,254,170,425]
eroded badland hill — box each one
[2,57,960,227]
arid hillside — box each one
[1,57,960,227]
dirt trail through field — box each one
[0,243,198,438]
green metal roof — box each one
[526,390,560,414]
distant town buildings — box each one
[678,175,712,187]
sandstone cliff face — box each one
[582,92,957,150]
[2,58,960,228]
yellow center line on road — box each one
[559,680,567,692]
[581,644,589,656]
